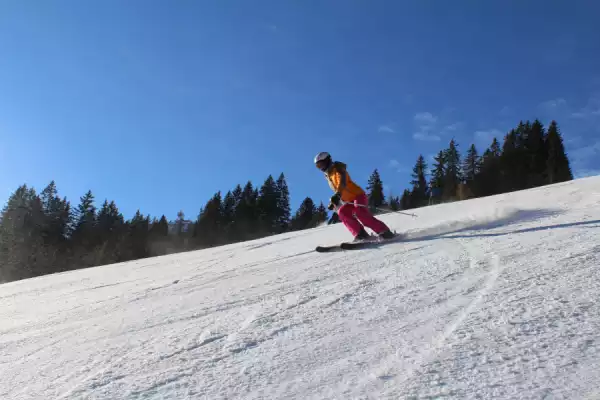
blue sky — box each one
[1,1,599,220]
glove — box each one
[330,192,341,207]
[327,202,335,211]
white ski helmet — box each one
[314,152,332,171]
[314,151,331,163]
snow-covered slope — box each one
[2,177,600,399]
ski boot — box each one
[379,229,395,240]
[353,227,371,242]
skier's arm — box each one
[331,165,347,195]
[327,170,345,209]
[338,169,347,193]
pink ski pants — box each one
[338,194,389,237]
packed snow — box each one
[2,177,600,399]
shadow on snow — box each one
[400,208,600,243]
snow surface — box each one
[2,177,600,399]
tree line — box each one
[0,118,574,283]
[0,173,329,283]
[362,119,573,211]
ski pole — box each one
[379,207,417,217]
[335,201,418,218]
[364,204,418,218]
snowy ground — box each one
[2,177,600,399]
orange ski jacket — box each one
[325,161,365,202]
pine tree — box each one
[367,169,385,211]
[76,191,96,225]
[147,215,170,256]
[291,197,317,231]
[476,137,502,197]
[72,190,97,251]
[410,155,428,207]
[39,181,71,247]
[443,139,462,200]
[40,180,58,215]
[430,150,446,202]
[221,191,236,238]
[389,196,401,211]
[232,184,243,208]
[97,200,124,239]
[95,199,125,264]
[512,120,532,190]
[150,215,169,237]
[275,173,291,232]
[125,210,150,260]
[500,130,519,192]
[400,189,412,210]
[546,121,573,184]
[57,199,72,241]
[24,194,47,276]
[515,120,528,147]
[257,175,279,234]
[463,144,481,190]
[232,181,258,240]
[526,119,548,187]
[0,185,46,280]
[489,137,501,158]
[313,202,329,226]
[195,192,222,245]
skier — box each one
[314,152,394,241]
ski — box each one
[315,244,345,253]
[315,233,404,252]
[315,236,378,252]
[340,240,381,250]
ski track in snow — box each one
[2,177,600,399]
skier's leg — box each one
[352,194,391,235]
[337,203,365,238]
